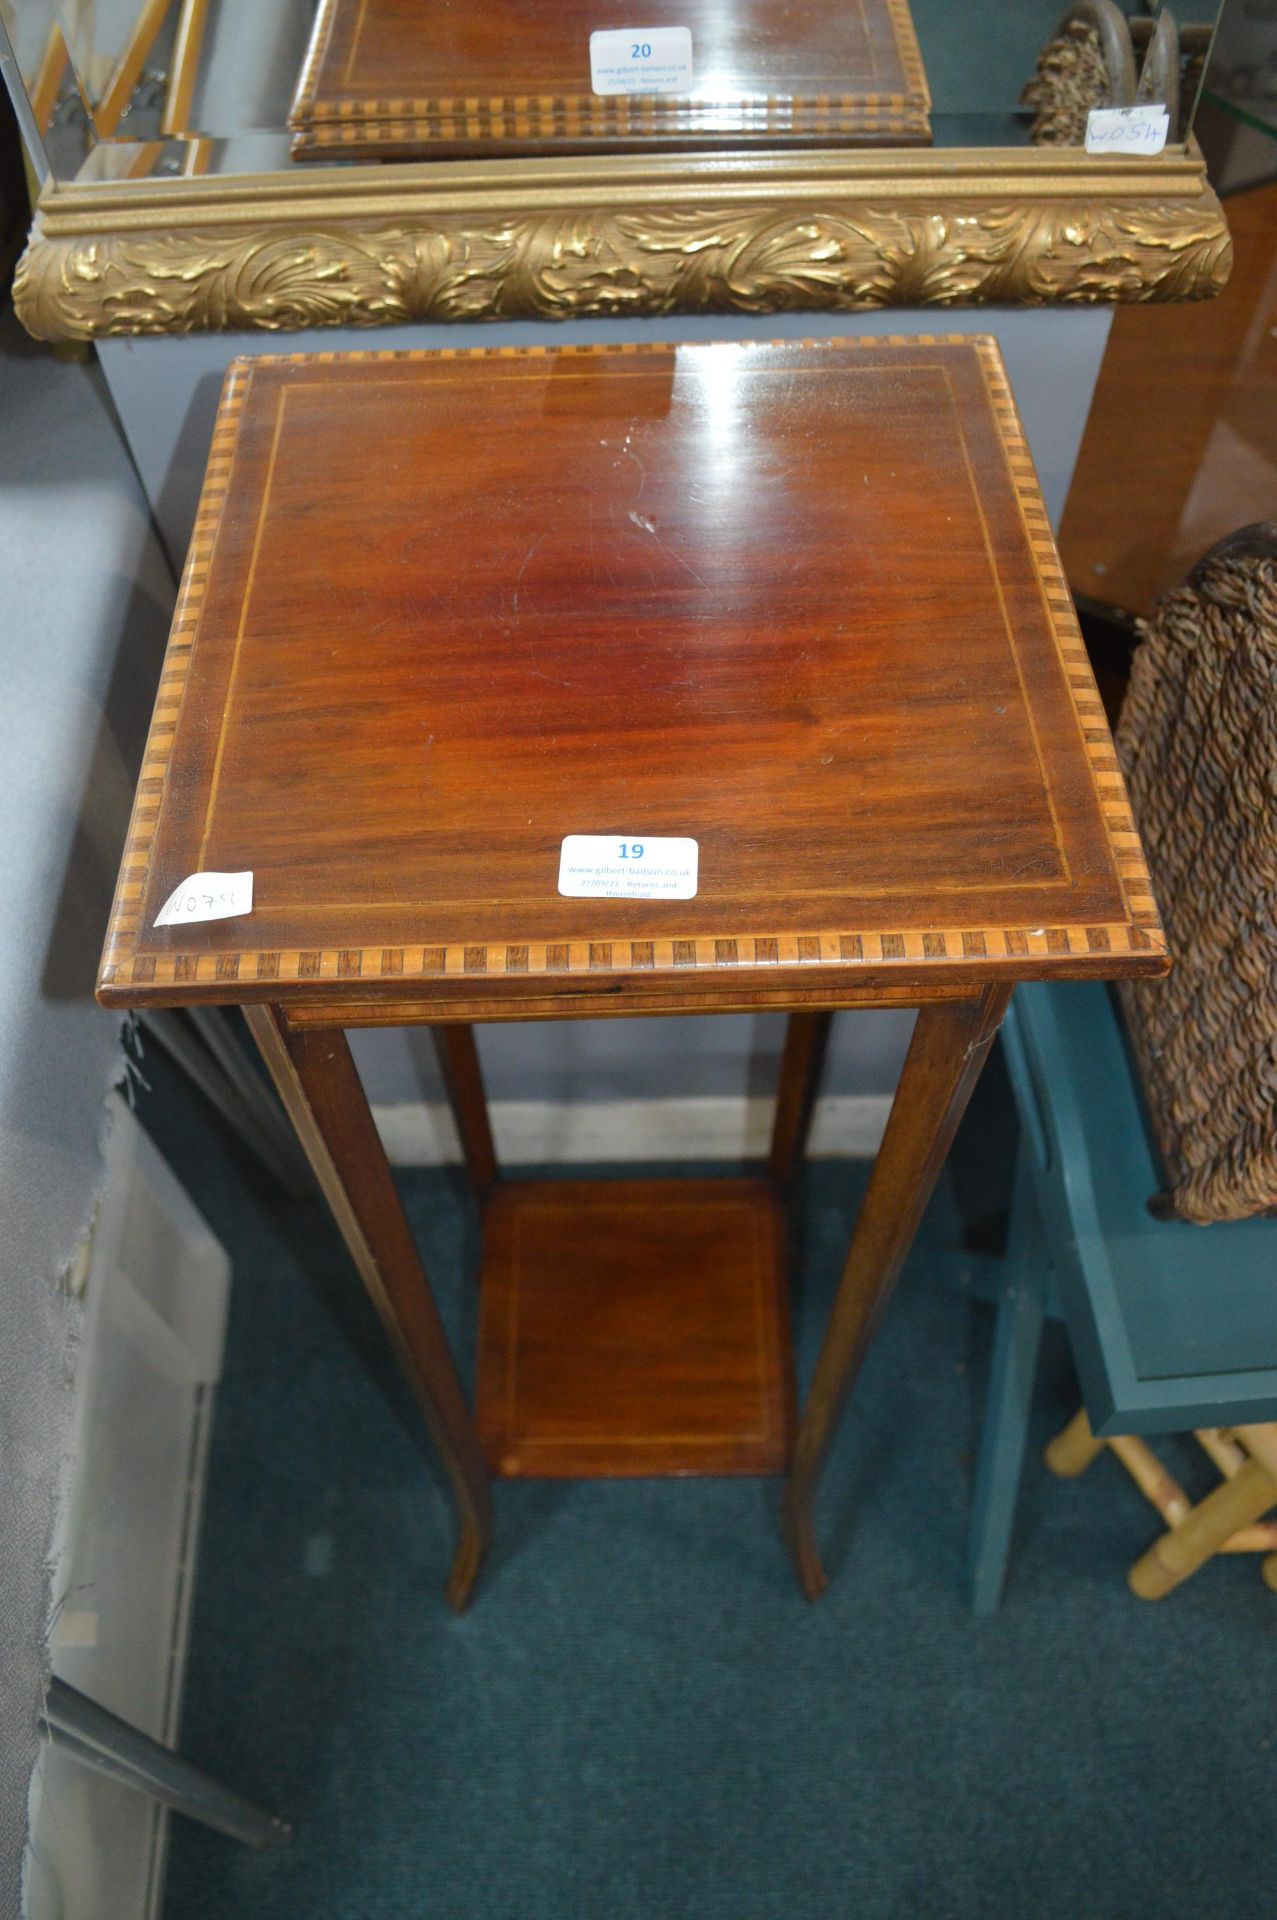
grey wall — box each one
[98,305,1111,1110]
[0,312,176,1916]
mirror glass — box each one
[3,0,1226,185]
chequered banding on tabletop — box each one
[99,338,1165,1001]
[105,358,252,979]
[288,0,340,137]
[290,94,932,155]
[105,926,1164,996]
[288,0,931,151]
[968,335,1162,947]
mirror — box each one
[2,0,1235,338]
[5,0,1225,183]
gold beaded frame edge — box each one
[15,140,1230,341]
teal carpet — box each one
[148,1046,1275,1920]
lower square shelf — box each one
[476,1178,794,1479]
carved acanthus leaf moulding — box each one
[14,162,1231,339]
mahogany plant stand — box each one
[98,339,1165,1609]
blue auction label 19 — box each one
[557,835,699,900]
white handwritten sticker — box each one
[590,26,693,96]
[154,870,254,927]
[1085,105,1169,156]
[558,835,698,900]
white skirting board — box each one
[372,1094,893,1167]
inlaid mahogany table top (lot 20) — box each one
[98,336,1164,1019]
[288,0,932,158]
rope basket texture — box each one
[1021,19,1113,144]
[1116,544,1277,1223]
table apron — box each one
[274,951,1164,1024]
[285,980,980,1028]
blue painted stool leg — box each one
[969,1139,1049,1614]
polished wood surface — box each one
[769,1011,833,1186]
[477,1178,792,1477]
[245,1005,490,1610]
[784,985,1010,1598]
[431,1025,498,1206]
[289,0,931,158]
[290,980,988,1027]
[99,337,1163,1018]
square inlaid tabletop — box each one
[99,337,1165,1015]
[288,0,931,157]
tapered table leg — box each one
[432,1024,498,1205]
[769,1011,834,1186]
[246,1005,491,1610]
[784,986,1011,1600]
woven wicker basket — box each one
[1021,0,1200,146]
[1021,14,1120,146]
[1116,526,1277,1224]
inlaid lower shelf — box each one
[476,1178,795,1478]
